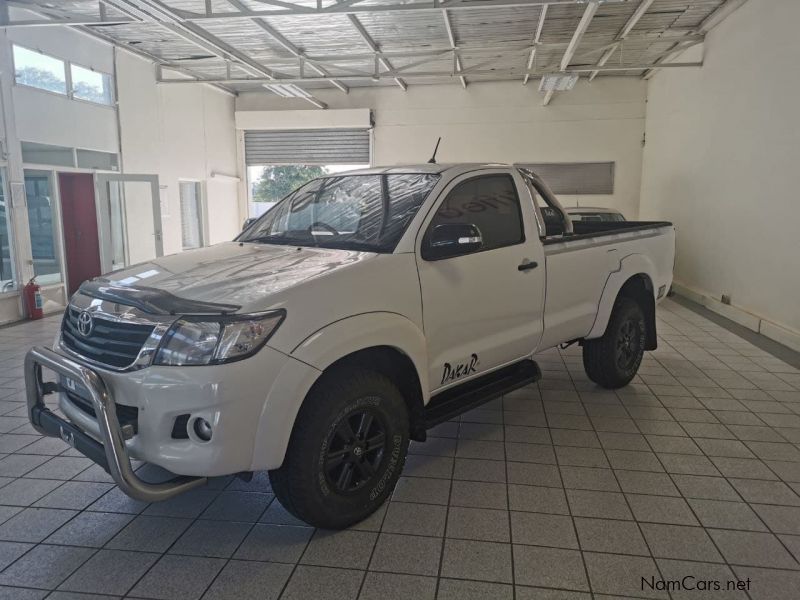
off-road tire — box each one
[269,368,409,529]
[583,296,646,389]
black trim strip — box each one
[542,221,673,245]
[79,280,241,316]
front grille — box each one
[65,390,139,434]
[62,306,155,369]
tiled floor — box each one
[0,298,798,599]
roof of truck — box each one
[327,163,513,177]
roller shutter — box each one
[244,129,370,165]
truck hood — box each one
[90,242,374,313]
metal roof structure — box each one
[4,0,746,107]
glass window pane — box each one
[76,149,119,171]
[13,45,66,95]
[70,64,113,105]
[24,170,62,284]
[431,175,523,252]
[0,171,17,291]
[179,182,203,250]
[21,141,75,168]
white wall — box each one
[640,0,800,345]
[6,24,118,153]
[236,78,647,218]
[116,53,240,255]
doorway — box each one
[58,173,102,296]
[94,174,162,273]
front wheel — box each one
[583,296,646,389]
[269,368,409,529]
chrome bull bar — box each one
[25,346,207,502]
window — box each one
[25,170,62,284]
[13,45,66,95]
[71,64,113,105]
[428,175,524,253]
[179,182,204,250]
[21,142,75,168]
[240,173,439,253]
[0,171,17,292]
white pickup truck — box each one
[26,164,674,528]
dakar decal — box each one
[441,353,479,385]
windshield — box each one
[238,173,439,253]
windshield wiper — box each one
[243,235,317,247]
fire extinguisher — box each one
[23,278,43,320]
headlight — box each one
[153,310,285,366]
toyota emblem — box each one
[77,311,94,337]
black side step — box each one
[424,359,541,429]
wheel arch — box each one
[586,254,658,350]
[251,313,429,470]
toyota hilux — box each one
[26,164,674,528]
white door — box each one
[416,170,546,393]
[94,174,162,273]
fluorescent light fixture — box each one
[262,83,312,99]
[539,73,579,92]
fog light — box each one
[193,418,213,441]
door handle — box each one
[518,261,538,272]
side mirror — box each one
[242,217,258,231]
[423,223,483,261]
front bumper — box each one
[25,346,206,502]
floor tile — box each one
[709,529,800,569]
[446,506,509,542]
[301,529,377,569]
[359,572,436,600]
[369,532,441,576]
[281,565,363,600]
[58,549,158,596]
[574,517,649,555]
[234,524,313,563]
[626,494,698,525]
[583,552,666,599]
[640,522,723,562]
[382,502,446,536]
[128,554,225,600]
[512,545,588,591]
[510,511,577,548]
[201,559,292,600]
[0,544,92,590]
[440,538,513,583]
[168,518,251,558]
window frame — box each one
[11,44,115,107]
[421,172,526,261]
[178,180,206,250]
[12,44,68,97]
[69,61,114,106]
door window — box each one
[426,174,524,254]
[24,170,62,284]
[0,170,16,291]
[179,181,204,250]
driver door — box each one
[416,170,546,393]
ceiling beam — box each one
[442,9,467,89]
[589,0,655,81]
[542,89,555,106]
[226,0,348,93]
[523,4,548,85]
[560,0,599,71]
[642,0,747,79]
[113,0,328,107]
[169,0,627,21]
[157,62,704,86]
[346,13,407,91]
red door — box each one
[58,173,102,296]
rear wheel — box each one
[583,296,646,389]
[269,368,409,529]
